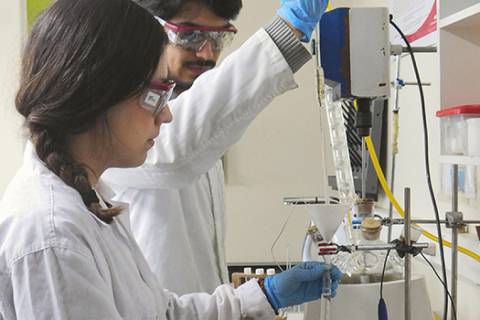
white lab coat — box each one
[111,160,228,295]
[103,28,301,294]
[0,143,275,320]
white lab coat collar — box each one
[23,140,130,227]
[23,140,44,173]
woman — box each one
[0,0,341,318]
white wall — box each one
[0,1,26,196]
[224,0,329,265]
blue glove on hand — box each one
[276,0,329,42]
[263,261,343,310]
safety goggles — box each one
[155,16,237,52]
[139,80,176,116]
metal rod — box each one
[403,46,437,53]
[391,45,437,56]
[388,55,402,242]
[404,188,411,320]
[390,81,432,86]
[451,165,459,320]
[318,242,430,256]
[399,81,432,86]
[382,218,480,225]
[452,165,458,212]
[350,242,430,251]
[392,55,401,112]
[283,196,339,205]
[451,223,458,320]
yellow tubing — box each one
[365,136,480,263]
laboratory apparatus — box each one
[282,4,480,319]
[299,6,480,320]
[284,7,430,320]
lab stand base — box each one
[303,274,432,320]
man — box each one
[138,0,242,96]
[103,0,328,295]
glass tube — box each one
[324,86,356,204]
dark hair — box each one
[134,0,242,21]
[16,0,167,223]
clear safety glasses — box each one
[140,80,176,116]
[155,16,237,52]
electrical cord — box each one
[389,16,449,320]
[378,249,391,320]
[379,249,391,300]
[271,206,296,272]
[378,249,458,319]
[420,252,457,320]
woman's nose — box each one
[155,105,173,126]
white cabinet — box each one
[439,0,480,108]
[437,0,480,293]
[438,1,480,169]
[439,0,480,19]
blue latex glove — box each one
[276,0,329,42]
[263,261,343,310]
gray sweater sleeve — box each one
[264,17,312,73]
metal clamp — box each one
[446,211,464,228]
[392,78,405,89]
[390,239,423,258]
[316,241,429,256]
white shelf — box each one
[439,3,480,30]
[439,155,480,166]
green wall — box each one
[27,0,53,28]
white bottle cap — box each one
[243,267,252,275]
[266,268,276,276]
[255,268,265,275]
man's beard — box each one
[172,59,217,94]
[172,80,195,94]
